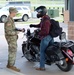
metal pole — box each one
[69,0,74,21]
[65,0,67,10]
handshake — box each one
[15,28,25,32]
[21,28,25,32]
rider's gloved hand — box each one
[29,24,35,28]
[34,30,39,35]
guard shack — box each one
[64,0,74,40]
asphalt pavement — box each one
[0,22,74,75]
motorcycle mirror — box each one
[59,32,66,40]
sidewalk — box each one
[0,68,24,75]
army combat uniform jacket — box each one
[4,16,18,66]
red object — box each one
[67,49,74,57]
[36,15,51,39]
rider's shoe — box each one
[36,67,45,71]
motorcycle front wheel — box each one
[22,43,33,61]
[56,59,73,72]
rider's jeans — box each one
[40,35,53,68]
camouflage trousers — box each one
[5,35,17,66]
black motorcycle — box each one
[22,29,74,72]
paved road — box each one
[0,22,74,75]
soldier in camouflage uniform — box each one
[4,7,25,72]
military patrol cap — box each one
[9,7,18,13]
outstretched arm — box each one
[30,24,40,28]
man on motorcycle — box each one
[30,6,54,71]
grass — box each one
[15,18,40,25]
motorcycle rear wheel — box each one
[57,59,73,72]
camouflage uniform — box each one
[4,8,18,66]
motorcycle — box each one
[22,29,74,72]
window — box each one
[16,7,22,11]
[1,7,9,11]
[23,7,28,10]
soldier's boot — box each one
[7,65,20,72]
